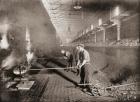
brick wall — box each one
[121,14,139,39]
[105,25,117,42]
[96,30,104,42]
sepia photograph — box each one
[0,0,139,102]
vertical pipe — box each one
[95,33,97,43]
[117,20,121,41]
[103,28,106,43]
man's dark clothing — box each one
[78,49,93,92]
[64,51,73,67]
[80,64,92,84]
[67,54,73,67]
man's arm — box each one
[76,59,86,69]
[79,59,86,68]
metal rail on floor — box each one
[29,67,76,70]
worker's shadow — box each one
[52,69,78,87]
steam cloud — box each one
[0,0,60,69]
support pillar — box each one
[116,19,121,41]
[102,27,106,43]
[95,34,97,43]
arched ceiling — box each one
[41,0,139,43]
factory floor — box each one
[33,69,116,102]
[1,69,117,102]
[1,46,122,102]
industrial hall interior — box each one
[0,0,139,102]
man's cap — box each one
[77,44,84,48]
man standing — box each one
[76,44,94,95]
[61,50,73,71]
[66,51,73,68]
